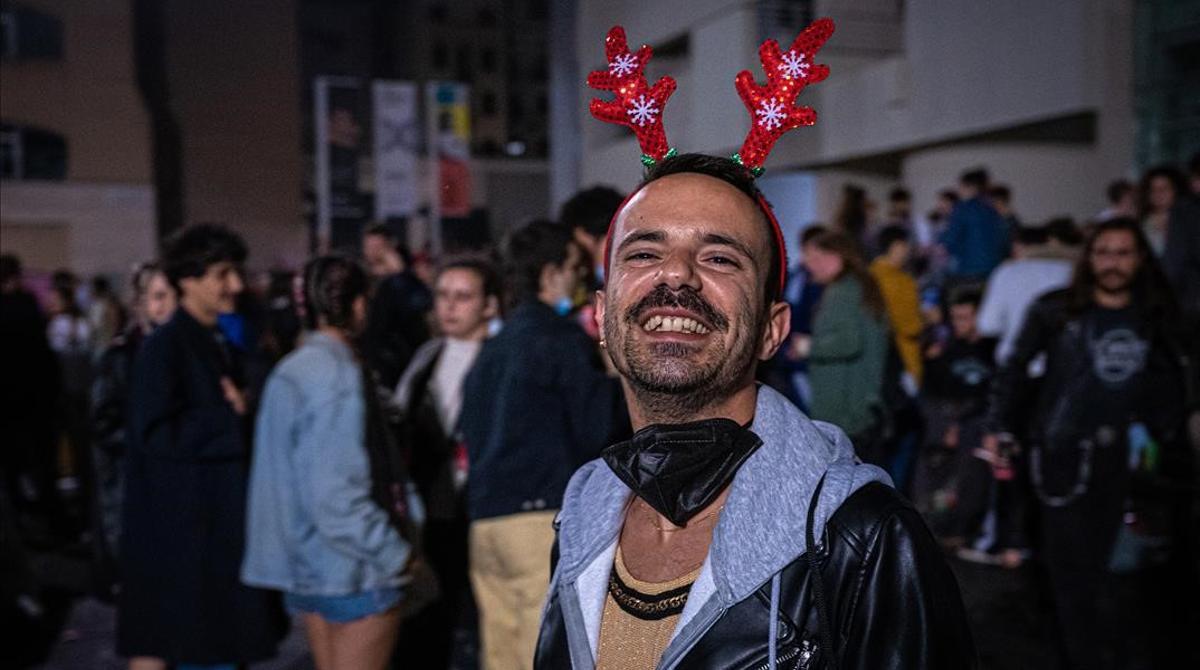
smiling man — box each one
[119,224,281,670]
[535,155,975,670]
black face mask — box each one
[602,418,763,527]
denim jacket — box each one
[242,333,410,596]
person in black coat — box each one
[118,225,281,668]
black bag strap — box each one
[806,473,840,668]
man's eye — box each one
[706,256,740,267]
[626,252,658,261]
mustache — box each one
[624,285,729,331]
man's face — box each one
[1148,176,1176,213]
[936,195,955,217]
[802,246,843,284]
[542,241,585,304]
[1090,229,1141,295]
[143,272,177,327]
[362,234,401,278]
[597,173,789,405]
[435,268,495,340]
[180,261,243,316]
[949,303,977,340]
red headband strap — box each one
[602,181,788,300]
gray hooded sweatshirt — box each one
[545,384,892,669]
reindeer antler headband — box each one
[589,19,835,297]
[587,18,834,175]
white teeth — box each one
[641,315,710,334]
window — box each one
[0,4,64,61]
[0,123,68,180]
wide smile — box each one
[638,309,713,336]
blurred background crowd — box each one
[1,1,1198,669]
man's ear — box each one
[594,290,607,336]
[759,301,791,361]
[484,295,500,320]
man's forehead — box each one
[615,173,767,246]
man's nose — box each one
[656,251,699,290]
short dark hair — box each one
[938,189,960,204]
[948,286,983,308]
[162,223,247,292]
[504,220,576,305]
[560,186,625,238]
[877,224,910,253]
[641,153,781,303]
[960,168,990,190]
[438,257,501,300]
[800,224,827,247]
[1139,164,1186,214]
[988,184,1011,203]
[1015,225,1048,247]
[363,222,398,244]
[91,275,113,296]
[0,254,21,284]
[1106,179,1133,205]
[362,222,412,266]
[1044,217,1082,246]
[302,255,368,331]
[888,187,911,203]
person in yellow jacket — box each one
[869,225,924,387]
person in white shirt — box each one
[977,219,1080,364]
[391,258,500,668]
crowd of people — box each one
[0,150,1197,670]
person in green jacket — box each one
[801,230,890,458]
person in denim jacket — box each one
[243,256,410,670]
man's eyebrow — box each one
[702,233,757,263]
[615,229,666,254]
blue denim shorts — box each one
[284,587,402,623]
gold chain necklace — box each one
[641,502,725,532]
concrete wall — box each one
[0,182,156,277]
[0,0,156,278]
[165,0,307,271]
[572,0,1136,225]
[0,0,153,183]
[902,143,1104,225]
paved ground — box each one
[18,548,1055,670]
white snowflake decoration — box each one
[756,99,787,130]
[779,50,810,79]
[609,53,638,77]
[626,95,659,126]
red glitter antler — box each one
[587,26,677,166]
[734,18,834,175]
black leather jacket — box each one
[536,482,976,669]
[988,289,1187,444]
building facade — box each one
[569,0,1141,259]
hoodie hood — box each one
[549,384,891,667]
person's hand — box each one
[925,340,944,359]
[221,377,247,416]
[982,432,999,456]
